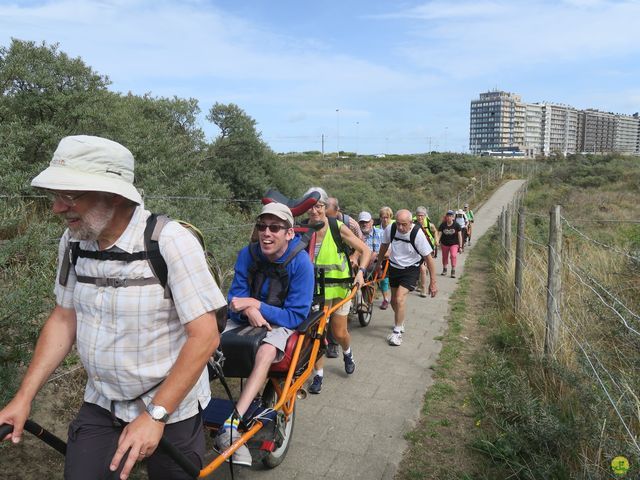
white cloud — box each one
[382,0,640,77]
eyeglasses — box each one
[43,190,89,207]
[310,203,326,210]
[256,223,289,233]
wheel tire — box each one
[358,285,374,327]
[261,382,295,468]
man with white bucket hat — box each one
[0,135,227,479]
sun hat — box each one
[456,209,465,215]
[464,203,469,208]
[31,135,142,204]
[258,202,294,227]
[358,211,372,222]
[446,209,455,215]
[415,206,427,215]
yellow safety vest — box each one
[315,220,351,300]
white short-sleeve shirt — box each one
[382,224,433,268]
[54,206,226,423]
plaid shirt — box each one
[54,206,226,423]
[363,226,383,253]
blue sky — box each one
[1,0,639,154]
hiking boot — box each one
[214,429,252,467]
[380,299,389,310]
[441,268,447,276]
[308,374,323,394]
[451,268,456,278]
[326,342,339,358]
[343,351,356,374]
[387,331,403,346]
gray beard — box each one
[68,200,115,241]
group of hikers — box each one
[0,135,475,476]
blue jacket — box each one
[227,235,315,329]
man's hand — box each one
[229,296,260,313]
[244,307,272,331]
[110,412,165,480]
[0,396,31,444]
[429,280,438,297]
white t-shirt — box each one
[382,224,433,268]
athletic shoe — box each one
[387,331,403,346]
[441,268,447,276]
[451,268,456,278]
[326,342,339,358]
[419,290,427,298]
[343,351,356,374]
[214,429,252,467]
[380,299,389,310]
[309,375,323,394]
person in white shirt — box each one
[376,209,438,346]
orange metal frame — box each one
[198,285,358,477]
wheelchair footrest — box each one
[202,397,277,428]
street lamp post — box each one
[336,108,340,157]
[355,121,359,157]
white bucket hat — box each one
[31,135,142,204]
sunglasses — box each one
[43,190,90,207]
[256,223,289,233]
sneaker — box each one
[326,342,339,358]
[214,429,252,467]
[441,268,447,276]
[419,290,427,298]
[387,331,403,346]
[451,268,456,278]
[380,299,389,310]
[309,374,323,394]
[343,351,356,374]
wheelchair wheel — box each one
[261,382,295,468]
[358,285,374,327]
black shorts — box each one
[388,265,420,291]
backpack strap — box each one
[327,216,353,278]
[145,213,172,298]
[58,241,80,287]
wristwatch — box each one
[358,267,367,274]
[146,402,169,423]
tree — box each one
[207,102,299,201]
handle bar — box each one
[0,420,67,456]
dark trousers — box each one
[64,402,205,480]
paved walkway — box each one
[212,180,526,479]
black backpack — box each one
[389,222,423,257]
[246,231,314,307]
[58,213,227,331]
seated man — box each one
[214,203,315,466]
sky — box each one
[1,0,639,154]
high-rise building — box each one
[470,90,640,156]
[542,103,578,155]
[469,90,524,154]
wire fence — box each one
[497,191,640,459]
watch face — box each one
[148,404,168,421]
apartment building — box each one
[470,90,640,156]
[469,91,524,154]
[542,103,579,155]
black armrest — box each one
[262,189,320,217]
[296,308,324,333]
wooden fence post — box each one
[514,206,526,313]
[505,206,512,264]
[545,205,562,357]
[500,207,506,253]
